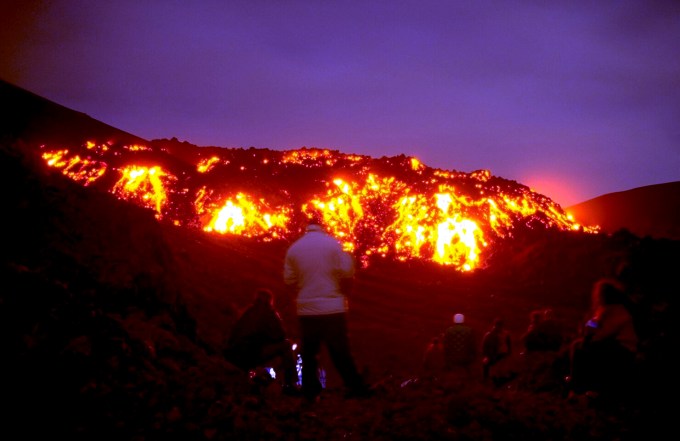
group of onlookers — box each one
[219,217,643,404]
[423,276,641,401]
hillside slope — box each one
[0,78,146,147]
[567,181,680,240]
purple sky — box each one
[2,0,679,207]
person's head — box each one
[453,313,465,324]
[615,260,633,284]
[254,288,274,307]
[302,210,325,234]
[492,318,504,330]
[530,310,543,325]
[592,278,626,308]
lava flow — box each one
[40,140,596,271]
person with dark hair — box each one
[521,310,545,353]
[521,308,563,353]
[422,335,445,375]
[566,278,639,399]
[442,313,477,375]
[223,289,299,395]
[284,218,372,401]
[538,308,564,351]
[481,317,512,383]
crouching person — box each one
[224,289,300,396]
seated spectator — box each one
[224,289,299,395]
[538,308,564,352]
[521,308,564,353]
[567,278,639,399]
[521,310,545,353]
[481,317,512,384]
[442,313,476,376]
[422,335,445,375]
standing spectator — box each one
[442,313,476,376]
[223,289,299,395]
[284,218,372,401]
[481,317,512,383]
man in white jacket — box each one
[284,220,371,400]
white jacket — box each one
[283,224,355,316]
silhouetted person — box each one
[224,289,299,395]
[422,336,445,375]
[521,308,563,353]
[521,310,545,353]
[538,308,564,351]
[284,218,372,401]
[442,313,476,375]
[567,278,639,399]
[481,317,512,383]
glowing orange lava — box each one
[40,141,598,271]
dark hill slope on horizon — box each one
[567,181,680,241]
[0,78,146,147]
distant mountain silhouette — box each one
[567,181,680,240]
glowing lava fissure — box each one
[39,141,597,271]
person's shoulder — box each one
[286,234,308,249]
[610,304,634,318]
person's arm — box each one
[339,276,354,297]
[336,250,355,296]
[283,252,298,287]
[590,308,626,343]
[264,310,287,342]
[336,249,355,278]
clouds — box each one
[2,0,679,206]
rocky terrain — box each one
[1,79,678,440]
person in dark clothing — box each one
[537,308,564,352]
[521,309,563,353]
[442,313,476,375]
[521,310,545,353]
[481,317,512,383]
[224,289,299,395]
[422,336,445,374]
[567,278,638,399]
